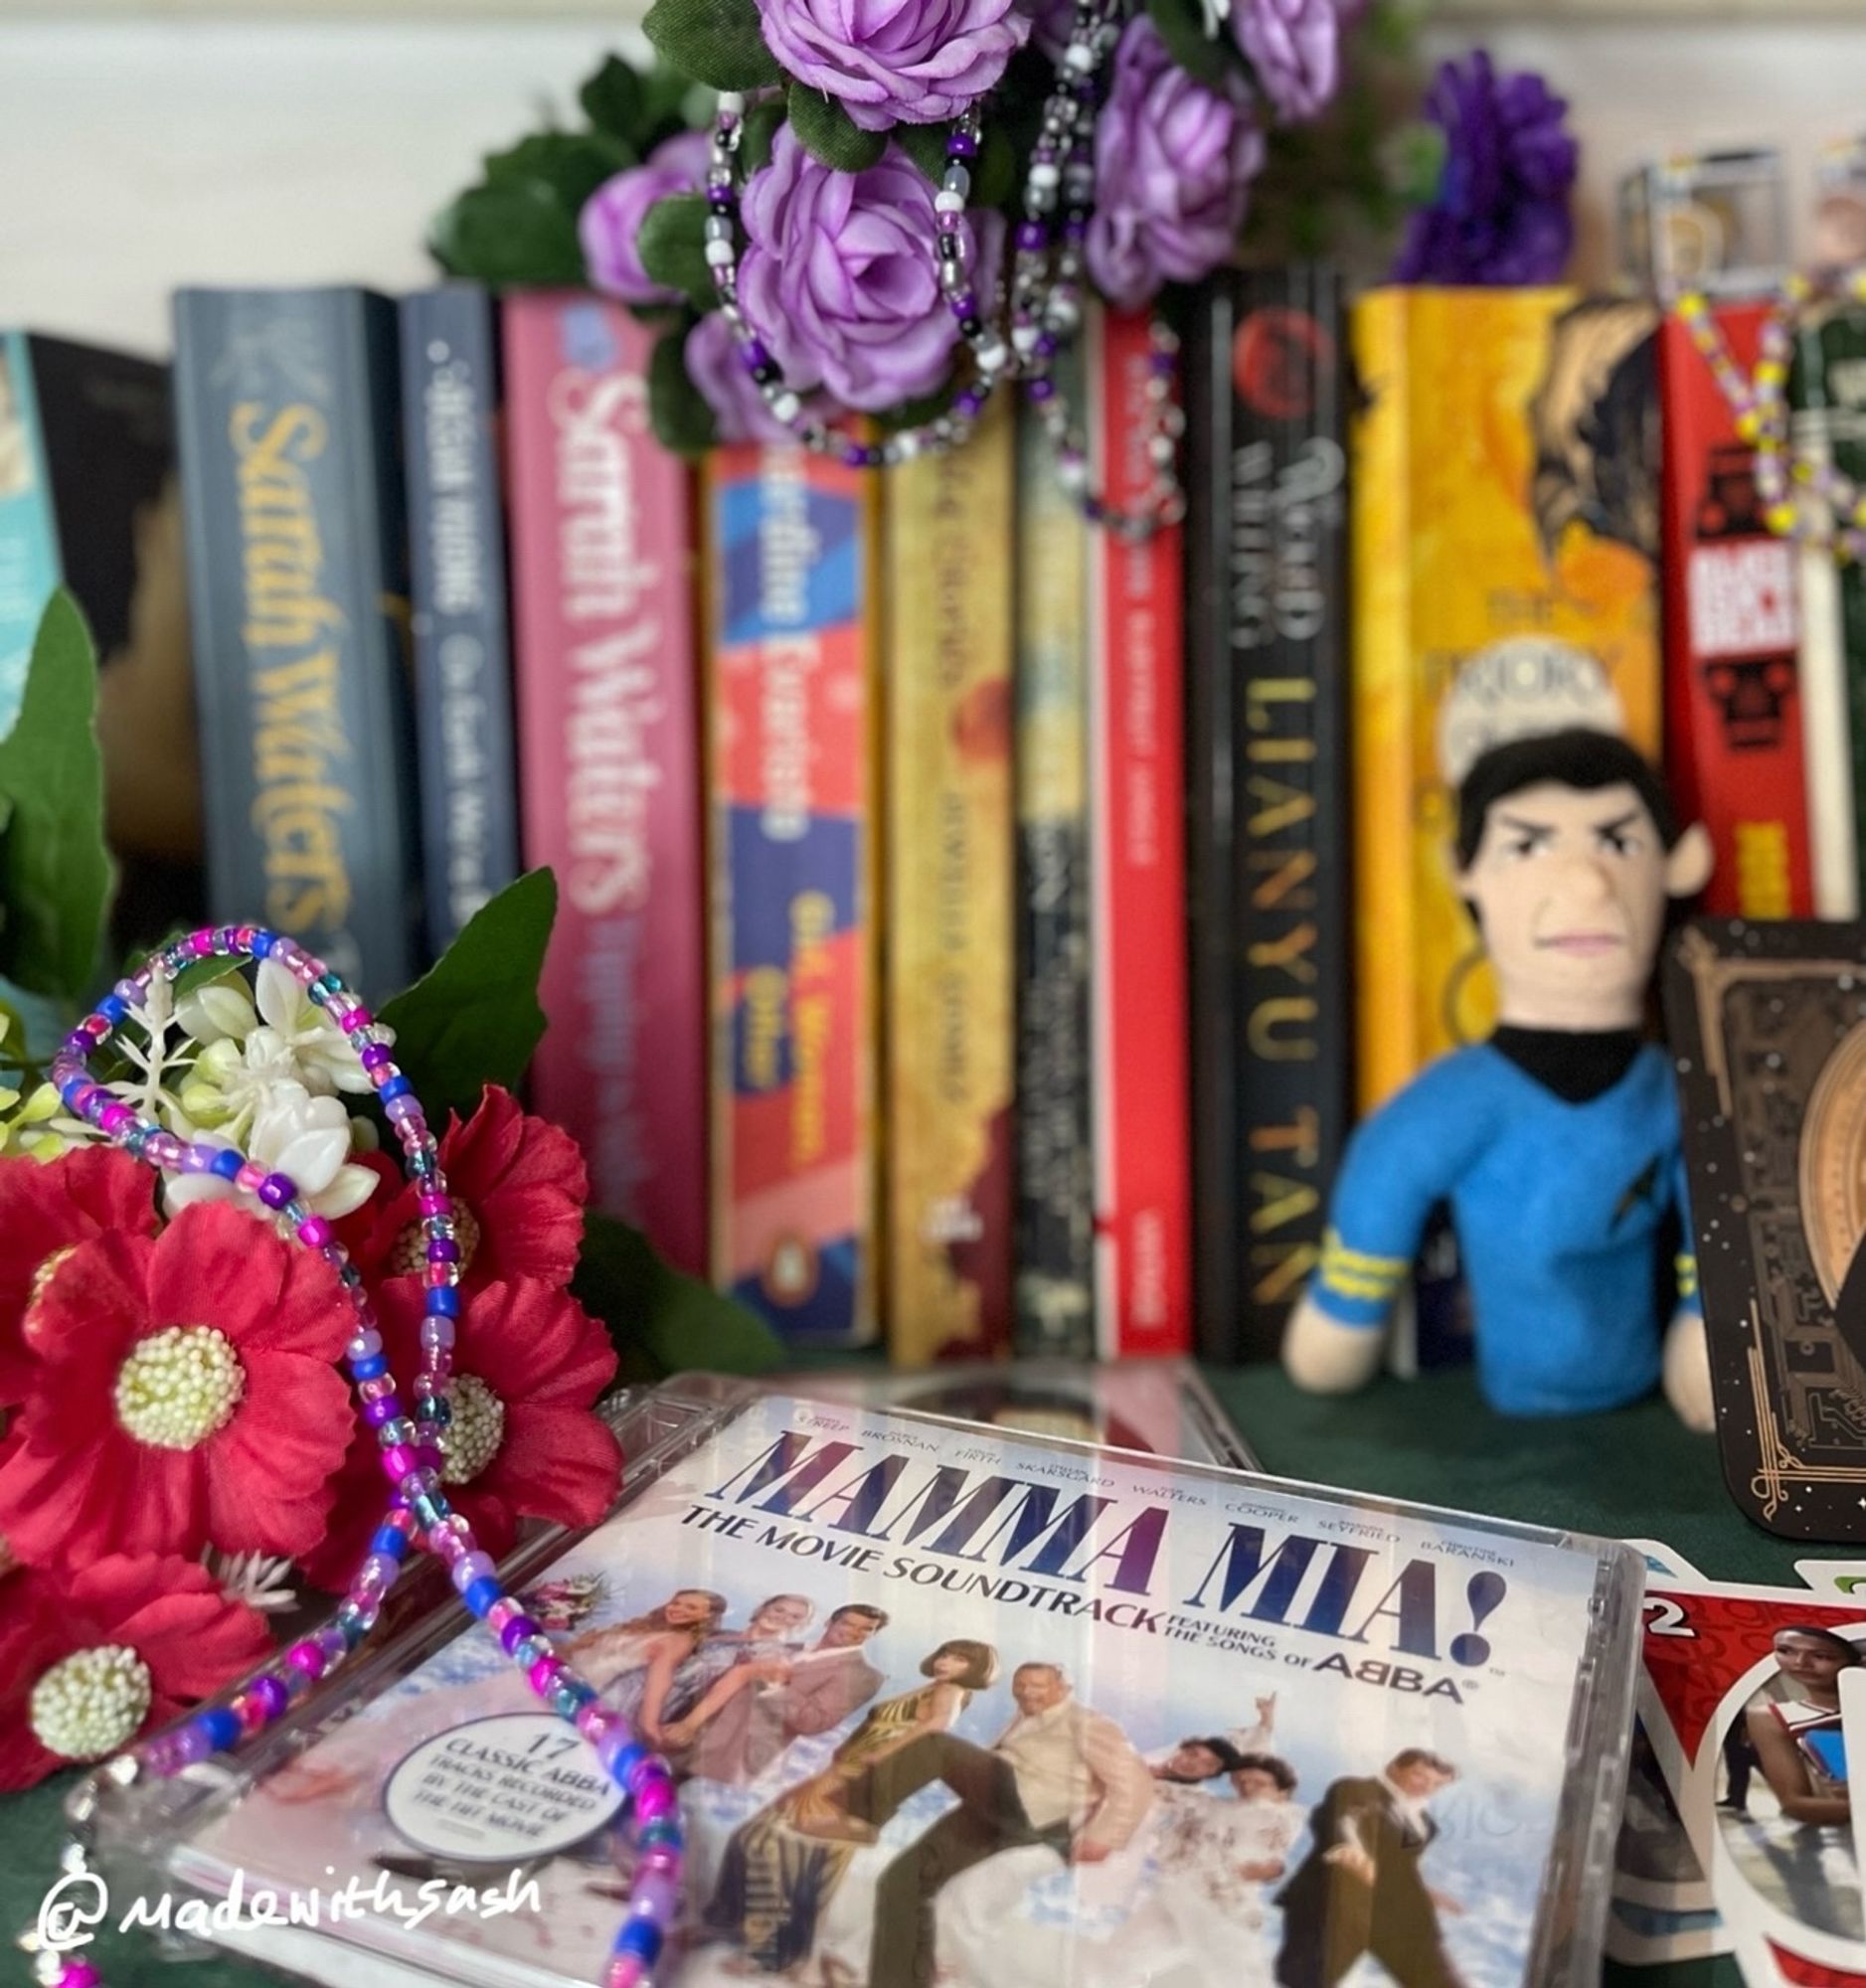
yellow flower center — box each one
[31,1644,152,1760]
[440,1374,505,1485]
[390,1206,480,1280]
[114,1325,246,1449]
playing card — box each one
[1641,1577,1866,1977]
[1799,1562,1866,1599]
[1615,1714,1716,1915]
[1627,1539,1707,1583]
[1605,1892,1728,1967]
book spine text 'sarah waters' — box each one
[400,287,520,959]
[1659,303,1812,920]
[1352,287,1663,1114]
[706,441,879,1346]
[884,399,1016,1365]
[173,286,420,990]
[502,293,707,1272]
[1012,354,1095,1359]
[1186,267,1352,1365]
[1088,305,1192,1357]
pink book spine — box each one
[502,293,707,1274]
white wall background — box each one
[0,9,1862,356]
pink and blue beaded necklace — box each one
[31,924,682,1988]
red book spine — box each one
[502,293,708,1273]
[1088,307,1192,1357]
[1659,307,1812,918]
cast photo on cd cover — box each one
[178,1395,1621,1988]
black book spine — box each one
[400,287,520,961]
[1012,358,1096,1358]
[1189,267,1353,1362]
[173,287,420,991]
[1184,278,1242,1362]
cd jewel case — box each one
[87,1377,1641,1988]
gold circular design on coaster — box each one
[1798,1020,1866,1303]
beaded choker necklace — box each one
[1676,266,1866,564]
[705,0,1185,541]
[28,926,681,1988]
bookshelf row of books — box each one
[4,266,1861,1367]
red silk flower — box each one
[300,1277,620,1589]
[0,1203,355,1568]
[0,1147,160,1407]
[342,1085,588,1293]
[0,1552,272,1790]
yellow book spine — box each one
[883,400,1017,1364]
[1350,290,1417,1116]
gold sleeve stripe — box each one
[1321,1230,1409,1275]
[1318,1263,1406,1301]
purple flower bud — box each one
[1087,18,1265,313]
[758,0,1030,132]
[1231,0,1345,124]
[579,129,712,306]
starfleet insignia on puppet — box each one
[1282,727,1716,1426]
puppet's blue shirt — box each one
[1311,1042,1698,1415]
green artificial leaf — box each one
[1145,0,1237,87]
[742,93,786,177]
[975,127,1018,210]
[0,591,114,1000]
[787,83,887,172]
[651,69,717,150]
[643,0,780,92]
[896,122,950,184]
[638,192,716,310]
[581,55,646,140]
[376,869,556,1119]
[483,129,634,211]
[648,327,719,457]
[895,121,1012,207]
[575,1210,783,1383]
[877,383,956,434]
[429,180,588,288]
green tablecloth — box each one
[0,1366,1803,1986]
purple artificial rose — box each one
[580,129,712,306]
[1392,52,1579,286]
[1231,0,1343,123]
[740,125,996,412]
[1088,17,1265,313]
[686,311,804,444]
[757,0,1029,131]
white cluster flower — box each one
[177,959,372,1145]
[204,1547,299,1615]
[163,1080,378,1226]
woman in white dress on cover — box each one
[933,1726,1301,1988]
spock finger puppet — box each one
[1282,728,1716,1426]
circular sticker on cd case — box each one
[383,1713,624,1862]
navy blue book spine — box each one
[173,287,420,990]
[400,287,520,960]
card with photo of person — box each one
[133,1382,1643,1988]
[1640,1577,1866,1979]
[1797,1562,1866,1600]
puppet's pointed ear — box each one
[1666,822,1714,900]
